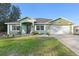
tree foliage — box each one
[0,3,11,23]
[9,5,20,22]
[0,3,21,32]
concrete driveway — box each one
[53,35,79,56]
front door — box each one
[26,25,31,34]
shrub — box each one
[32,31,39,35]
[9,31,16,37]
[46,32,50,35]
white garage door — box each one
[50,25,70,34]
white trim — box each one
[20,18,36,24]
[12,25,20,31]
[35,25,36,31]
[10,25,12,31]
[7,24,10,34]
[54,17,73,24]
[48,17,73,25]
[71,25,74,34]
[7,24,13,34]
[5,22,20,25]
[44,25,46,31]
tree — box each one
[0,3,21,32]
[9,5,20,22]
[0,3,11,32]
[0,3,11,23]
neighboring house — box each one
[5,17,77,35]
[73,25,79,34]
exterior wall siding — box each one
[5,17,74,35]
[21,24,27,34]
[34,24,49,34]
[6,23,73,35]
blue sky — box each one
[14,3,79,24]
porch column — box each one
[31,22,35,33]
[70,25,73,34]
[7,24,10,34]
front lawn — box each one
[0,36,76,56]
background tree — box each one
[0,3,11,32]
[0,3,11,23]
[9,5,20,22]
[0,3,21,32]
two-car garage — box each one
[49,25,71,34]
[48,18,73,34]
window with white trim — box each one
[36,26,40,30]
[36,25,44,30]
[12,25,20,30]
[41,26,44,30]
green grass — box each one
[0,36,76,56]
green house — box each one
[5,17,74,35]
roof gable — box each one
[19,17,32,21]
[49,18,73,25]
[19,17,36,23]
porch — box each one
[21,22,33,34]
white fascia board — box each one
[5,22,20,25]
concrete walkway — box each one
[52,35,79,56]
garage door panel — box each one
[50,25,70,34]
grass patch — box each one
[0,36,76,56]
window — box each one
[41,26,44,30]
[36,26,40,30]
[36,25,44,30]
[76,29,78,32]
[17,26,20,30]
[12,25,20,30]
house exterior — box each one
[5,17,75,35]
[73,25,79,35]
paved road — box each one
[52,35,79,56]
